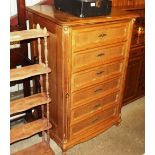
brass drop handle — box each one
[98,33,107,38]
[94,103,101,109]
[92,118,99,123]
[96,71,104,75]
[97,53,105,57]
[94,88,103,93]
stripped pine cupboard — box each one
[10,25,54,155]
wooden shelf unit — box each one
[10,24,54,155]
[10,118,52,144]
[10,93,51,115]
[10,64,51,82]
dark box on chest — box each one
[54,0,112,17]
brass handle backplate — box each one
[94,103,101,109]
[97,53,104,57]
[98,33,107,38]
[96,71,104,75]
[92,118,99,123]
[94,88,103,93]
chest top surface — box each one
[27,5,138,26]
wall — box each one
[10,0,43,17]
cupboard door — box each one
[123,57,142,104]
[136,53,145,97]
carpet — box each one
[11,97,145,155]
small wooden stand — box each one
[10,24,54,155]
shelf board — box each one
[11,142,55,155]
[11,93,51,115]
[10,29,49,42]
[10,118,52,144]
[10,64,51,82]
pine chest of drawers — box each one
[27,5,137,150]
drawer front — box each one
[73,43,126,72]
[71,92,119,122]
[71,105,117,135]
[72,23,128,51]
[72,77,121,107]
[72,61,123,91]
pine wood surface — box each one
[10,118,52,144]
[11,93,51,115]
[71,105,116,135]
[71,22,129,52]
[28,5,136,150]
[72,43,125,72]
[72,77,120,107]
[72,61,123,91]
[27,5,138,26]
[10,29,49,42]
[11,142,54,155]
[71,91,119,122]
[10,64,51,82]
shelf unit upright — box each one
[10,24,54,155]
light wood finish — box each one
[27,5,138,26]
[27,5,137,150]
[72,22,128,51]
[72,77,121,107]
[11,93,51,115]
[12,142,54,155]
[10,29,48,42]
[10,64,51,82]
[10,118,52,144]
[72,61,123,91]
[71,91,119,122]
[10,25,54,154]
[72,43,126,72]
[71,105,117,136]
